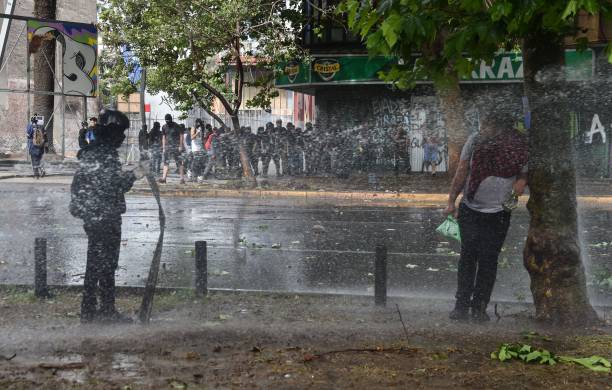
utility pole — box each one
[140,68,146,126]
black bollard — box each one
[34,238,50,298]
[195,241,208,296]
[375,243,387,306]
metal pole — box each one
[34,238,50,298]
[140,68,146,127]
[195,241,208,296]
[60,51,65,159]
[26,20,30,132]
[126,97,131,163]
[82,96,87,124]
[375,243,387,306]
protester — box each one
[159,114,185,184]
[264,122,280,177]
[26,115,46,178]
[69,110,147,323]
[293,126,305,175]
[138,124,149,155]
[392,125,410,174]
[182,124,193,180]
[78,121,88,149]
[244,126,259,176]
[202,126,220,179]
[273,119,287,176]
[443,109,528,322]
[302,122,315,175]
[191,119,205,182]
[149,122,163,175]
[422,136,440,176]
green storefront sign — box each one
[276,50,593,87]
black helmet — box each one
[99,109,130,131]
[95,109,130,148]
[164,114,172,122]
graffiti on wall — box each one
[28,20,98,97]
[570,111,611,178]
[371,96,450,171]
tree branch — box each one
[233,32,244,112]
[193,91,228,128]
[201,80,235,116]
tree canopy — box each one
[99,0,304,124]
[340,0,612,88]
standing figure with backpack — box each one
[26,115,46,178]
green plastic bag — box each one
[436,216,461,242]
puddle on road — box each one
[34,352,147,384]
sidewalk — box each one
[0,287,609,388]
[1,159,611,206]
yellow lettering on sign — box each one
[314,63,340,73]
[285,65,299,76]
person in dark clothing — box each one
[78,117,97,149]
[149,122,163,175]
[285,122,297,175]
[138,124,149,154]
[243,126,259,176]
[261,122,278,177]
[69,110,146,324]
[78,121,88,149]
[273,119,288,176]
[444,109,528,322]
[26,116,46,178]
[159,114,185,184]
[302,122,314,175]
[392,126,410,174]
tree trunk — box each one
[436,79,467,177]
[230,115,255,181]
[33,0,57,152]
[522,33,598,326]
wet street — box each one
[0,181,610,307]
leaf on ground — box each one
[559,356,611,372]
[169,380,187,389]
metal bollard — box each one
[195,241,208,296]
[375,243,387,306]
[34,238,50,298]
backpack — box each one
[33,126,44,147]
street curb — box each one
[2,284,610,310]
[130,187,612,205]
[0,173,71,181]
[2,174,611,205]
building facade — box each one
[274,2,612,177]
[0,0,97,154]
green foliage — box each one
[491,343,611,372]
[99,0,304,122]
[339,0,612,89]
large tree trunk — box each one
[522,33,598,326]
[436,79,468,177]
[33,0,57,152]
[230,115,255,181]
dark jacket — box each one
[70,145,137,221]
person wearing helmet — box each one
[70,109,149,324]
